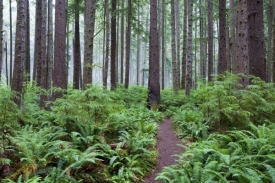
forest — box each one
[0,0,275,182]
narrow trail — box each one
[143,119,184,183]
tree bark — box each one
[120,0,125,84]
[73,0,81,89]
[218,0,227,74]
[267,0,273,82]
[125,0,131,89]
[103,0,110,88]
[161,0,165,89]
[181,0,187,89]
[148,0,160,110]
[185,0,193,95]
[111,0,117,90]
[236,0,249,87]
[83,0,97,87]
[47,1,53,91]
[208,0,213,82]
[39,0,48,107]
[170,0,178,91]
[273,1,275,82]
[9,0,12,85]
[247,0,266,81]
[12,0,28,106]
[25,0,30,82]
[52,0,67,100]
[199,0,206,79]
[230,0,237,74]
[0,0,2,83]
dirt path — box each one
[143,119,183,183]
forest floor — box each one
[143,119,184,183]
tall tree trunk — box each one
[161,0,165,89]
[218,0,227,74]
[136,2,140,86]
[39,0,48,107]
[120,0,124,84]
[208,0,213,82]
[110,0,117,90]
[84,0,97,87]
[230,0,237,74]
[175,0,181,88]
[12,0,28,106]
[47,1,53,91]
[103,0,110,88]
[236,0,249,86]
[267,0,273,82]
[34,0,42,85]
[0,0,2,83]
[171,0,178,91]
[125,0,131,89]
[52,0,67,100]
[9,0,12,85]
[247,1,266,81]
[73,0,81,89]
[25,0,30,82]
[181,0,187,89]
[148,0,160,110]
[185,0,193,95]
[199,0,206,79]
[273,1,275,82]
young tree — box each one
[124,0,132,89]
[52,0,67,99]
[218,0,227,74]
[148,0,160,110]
[73,0,81,89]
[247,0,266,81]
[12,0,28,105]
[83,0,97,87]
[110,0,117,90]
[185,0,193,95]
[236,0,249,86]
[207,0,213,82]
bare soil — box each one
[143,118,184,183]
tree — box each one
[230,0,237,74]
[218,0,227,74]
[47,1,53,91]
[236,0,249,86]
[120,0,125,84]
[267,0,273,82]
[83,0,97,87]
[9,0,12,85]
[25,0,30,82]
[11,0,28,105]
[73,0,81,89]
[199,0,206,79]
[273,1,275,82]
[181,0,187,89]
[52,0,67,99]
[39,0,48,107]
[103,0,110,88]
[110,0,117,90]
[0,0,2,83]
[247,0,266,81]
[148,0,160,110]
[171,0,179,91]
[124,0,132,89]
[185,0,193,95]
[207,0,213,82]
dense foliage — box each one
[0,83,163,182]
[157,73,275,182]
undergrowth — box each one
[157,73,275,183]
[0,84,162,183]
